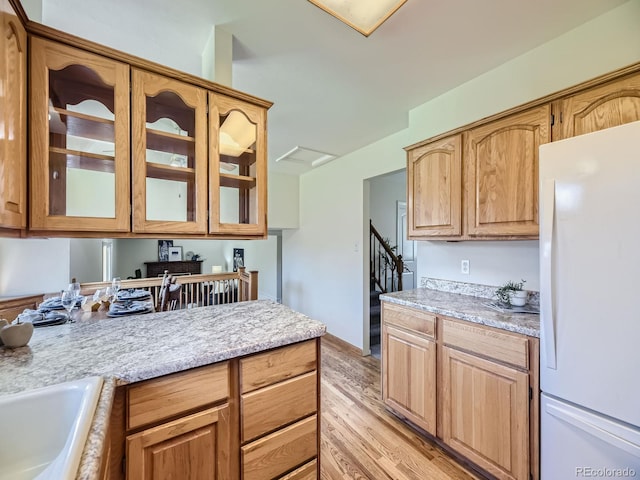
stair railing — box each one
[370,220,403,293]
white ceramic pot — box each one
[508,290,528,306]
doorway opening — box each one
[365,169,416,358]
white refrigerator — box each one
[539,120,640,479]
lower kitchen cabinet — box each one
[106,339,320,480]
[126,404,230,479]
[381,301,539,480]
[441,346,529,480]
[382,323,436,434]
[240,339,320,479]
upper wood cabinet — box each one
[407,134,462,238]
[0,0,27,230]
[553,73,640,140]
[132,69,208,234]
[464,105,550,237]
[209,93,267,237]
[30,37,131,232]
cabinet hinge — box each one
[560,111,563,124]
[550,113,554,127]
[529,386,533,401]
[121,455,126,474]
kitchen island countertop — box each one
[0,299,326,479]
[380,287,540,338]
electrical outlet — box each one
[461,259,470,275]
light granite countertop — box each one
[0,299,326,480]
[380,286,540,338]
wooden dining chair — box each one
[158,271,182,311]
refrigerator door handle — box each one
[546,401,640,459]
[541,179,557,369]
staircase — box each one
[369,220,404,357]
[370,279,382,355]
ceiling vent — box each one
[275,146,337,169]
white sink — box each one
[0,376,103,480]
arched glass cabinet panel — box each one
[209,93,267,237]
[29,37,130,232]
[132,69,207,234]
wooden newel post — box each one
[238,267,259,301]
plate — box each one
[117,289,151,301]
[107,307,153,318]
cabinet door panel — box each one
[29,37,130,232]
[209,93,267,237]
[407,134,461,237]
[127,405,229,480]
[382,324,436,434]
[0,0,27,229]
[441,346,529,480]
[555,74,640,140]
[465,105,549,236]
[132,68,208,234]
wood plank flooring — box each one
[320,334,482,480]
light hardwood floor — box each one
[320,334,482,480]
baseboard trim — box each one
[322,333,363,357]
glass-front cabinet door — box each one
[29,37,130,232]
[209,93,267,237]
[132,69,207,234]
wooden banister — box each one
[370,220,403,293]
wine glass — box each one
[68,281,81,298]
[61,289,77,323]
[112,277,122,301]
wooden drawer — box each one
[382,302,435,338]
[242,415,317,480]
[241,340,317,393]
[279,458,317,479]
[127,362,229,430]
[242,371,317,443]
[441,318,529,369]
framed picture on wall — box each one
[158,240,173,261]
[233,248,244,272]
[168,246,183,262]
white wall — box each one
[69,238,103,283]
[221,236,278,301]
[419,240,539,291]
[0,238,70,296]
[283,133,408,347]
[283,1,640,349]
[268,172,299,229]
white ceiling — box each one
[35,0,630,174]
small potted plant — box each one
[495,279,527,307]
